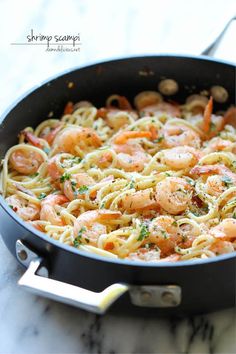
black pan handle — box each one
[201,16,236,56]
[16,240,182,314]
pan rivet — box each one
[17,249,28,261]
[141,291,152,301]
[161,291,176,305]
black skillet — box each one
[0,27,235,317]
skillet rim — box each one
[0,54,236,268]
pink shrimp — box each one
[6,194,40,221]
[141,102,181,117]
[162,124,201,149]
[10,149,44,175]
[190,164,236,197]
[73,210,122,246]
[63,173,95,201]
[210,218,236,240]
[53,126,102,155]
[40,194,68,226]
[161,146,201,170]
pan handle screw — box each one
[141,291,152,301]
[161,291,177,306]
[17,249,28,261]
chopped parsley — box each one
[38,193,47,200]
[129,180,135,189]
[165,172,171,177]
[30,172,39,178]
[77,185,89,194]
[137,224,150,241]
[153,136,164,143]
[8,205,14,209]
[71,180,77,192]
[233,212,236,219]
[172,221,178,227]
[60,173,71,183]
[161,230,168,239]
[73,226,86,247]
[210,122,216,131]
[100,202,105,209]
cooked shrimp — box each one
[203,137,234,154]
[10,149,44,175]
[127,248,161,262]
[113,130,152,144]
[63,173,95,201]
[40,123,64,145]
[120,188,158,211]
[162,124,201,148]
[134,91,163,110]
[155,177,192,215]
[21,131,44,148]
[203,96,213,133]
[53,126,102,155]
[190,164,236,197]
[161,146,201,169]
[210,218,236,240]
[190,164,236,178]
[141,102,181,117]
[224,107,236,128]
[40,194,68,226]
[106,95,133,110]
[73,210,122,246]
[148,216,193,256]
[187,114,224,138]
[47,155,62,181]
[6,194,40,221]
[114,142,150,172]
[210,239,234,254]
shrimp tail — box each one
[21,131,43,148]
[203,96,213,133]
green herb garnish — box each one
[73,226,86,247]
[71,180,77,192]
[129,180,135,189]
[137,224,150,241]
[153,136,164,143]
[60,173,71,183]
[210,122,216,131]
[38,193,47,200]
[77,185,89,194]
[30,172,39,178]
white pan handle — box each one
[16,240,128,314]
[16,240,181,313]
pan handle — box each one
[201,16,236,56]
[16,240,182,313]
[16,240,129,314]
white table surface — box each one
[0,1,236,353]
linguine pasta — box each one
[1,91,236,262]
